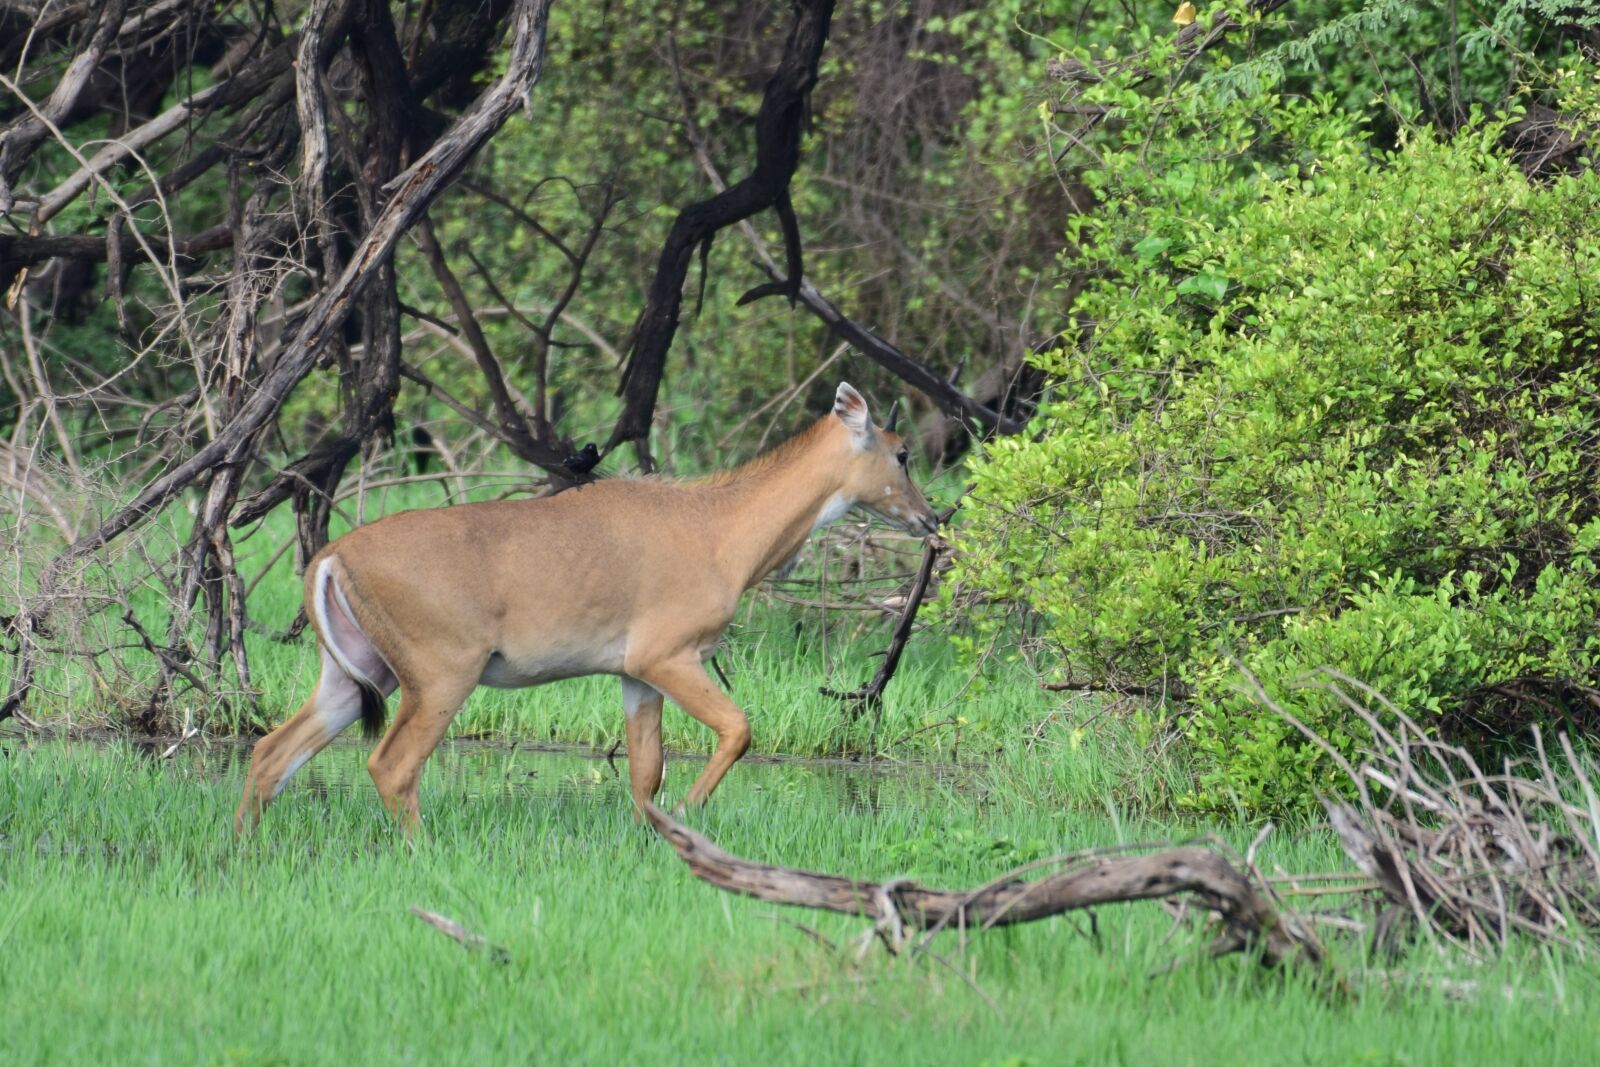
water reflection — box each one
[67,737,972,819]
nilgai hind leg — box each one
[236,648,379,831]
[635,655,751,809]
[365,666,485,831]
[237,561,396,831]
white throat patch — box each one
[811,492,852,531]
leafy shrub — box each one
[950,88,1600,810]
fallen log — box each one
[644,804,1320,967]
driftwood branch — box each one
[408,906,510,962]
[656,671,1600,975]
[644,803,1319,967]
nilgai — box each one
[237,384,939,831]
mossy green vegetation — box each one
[953,70,1600,811]
[2,739,1593,1066]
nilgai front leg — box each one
[622,676,665,815]
[636,655,751,808]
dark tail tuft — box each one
[357,679,388,738]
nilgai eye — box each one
[897,448,909,467]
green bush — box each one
[950,89,1600,810]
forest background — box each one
[1,0,1598,811]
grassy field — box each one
[7,483,1598,1065]
[1,736,1594,1066]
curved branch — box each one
[607,0,836,461]
[679,112,1025,436]
[412,216,586,480]
[645,803,1318,967]
[752,260,1026,435]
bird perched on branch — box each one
[563,442,602,476]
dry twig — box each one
[408,906,509,962]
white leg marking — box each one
[272,751,313,798]
[622,677,660,717]
[269,650,365,801]
[313,647,364,739]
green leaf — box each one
[1176,272,1229,301]
[1133,235,1172,262]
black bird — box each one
[563,442,602,476]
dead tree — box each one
[1,0,560,724]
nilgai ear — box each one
[834,382,872,442]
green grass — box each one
[1,738,1594,1066]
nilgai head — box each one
[831,382,940,537]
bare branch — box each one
[3,0,557,722]
[645,803,1319,968]
[608,0,837,464]
[820,537,945,713]
[414,217,587,481]
[0,0,127,208]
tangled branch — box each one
[2,0,556,723]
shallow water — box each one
[8,735,975,820]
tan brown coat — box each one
[237,383,938,831]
